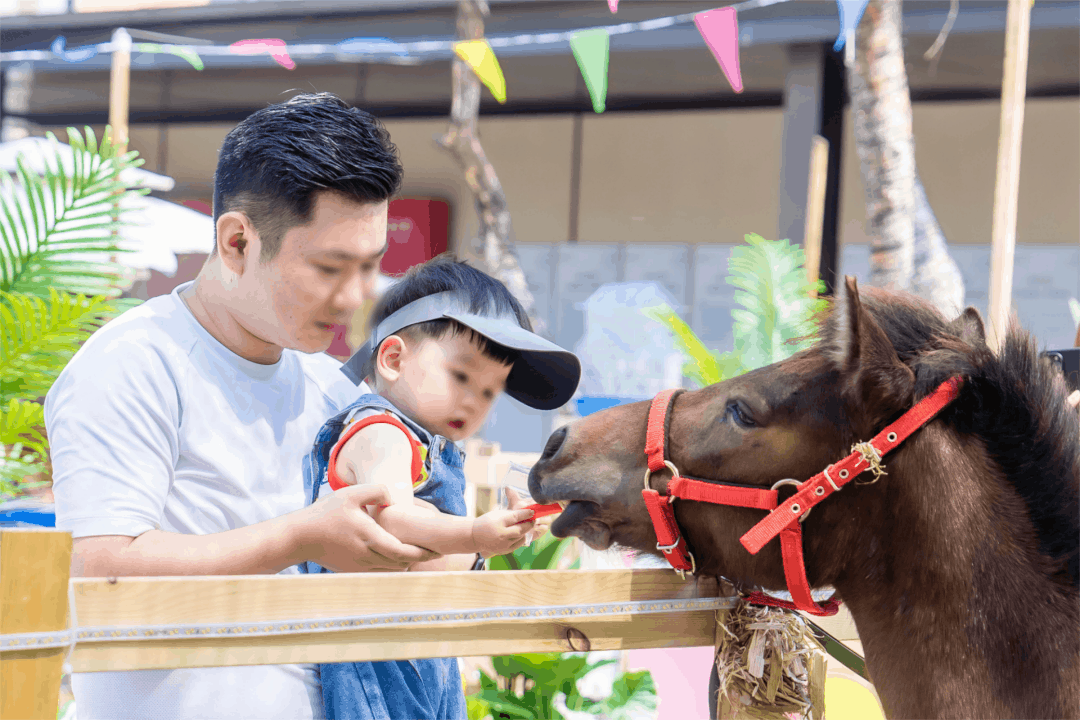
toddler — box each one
[301,255,581,720]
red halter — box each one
[641,376,963,617]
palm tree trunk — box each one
[848,0,965,316]
[438,0,579,431]
[911,170,965,315]
[436,0,548,337]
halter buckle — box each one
[771,478,812,522]
[656,538,681,553]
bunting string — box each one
[0,0,793,66]
[0,0,883,112]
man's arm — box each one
[72,484,438,577]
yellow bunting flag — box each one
[453,40,507,103]
[569,29,610,113]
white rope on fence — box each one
[0,594,737,654]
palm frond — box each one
[0,288,138,406]
[0,442,50,499]
[0,399,46,456]
[644,305,741,386]
[0,127,147,297]
[728,233,824,370]
[644,234,829,390]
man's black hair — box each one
[363,255,532,380]
[212,92,403,262]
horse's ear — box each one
[947,307,986,347]
[829,277,915,424]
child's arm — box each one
[333,425,536,556]
[334,422,415,507]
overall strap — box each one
[327,413,425,491]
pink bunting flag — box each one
[608,0,618,12]
[694,7,743,93]
[229,38,296,70]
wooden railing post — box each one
[0,529,72,720]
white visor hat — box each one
[341,291,581,411]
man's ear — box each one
[215,211,259,275]
[375,335,407,383]
[947,307,986,347]
[828,277,915,429]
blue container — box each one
[575,396,650,417]
[0,499,56,528]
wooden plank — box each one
[778,44,824,247]
[0,529,72,720]
[986,0,1033,352]
[802,135,830,298]
[66,569,713,671]
[72,610,716,672]
[108,28,132,152]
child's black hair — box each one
[363,255,532,379]
[213,92,403,263]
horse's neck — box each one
[832,427,1079,719]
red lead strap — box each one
[641,377,963,617]
[739,376,963,555]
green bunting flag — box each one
[133,43,204,71]
[569,29,610,114]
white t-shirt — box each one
[45,281,366,720]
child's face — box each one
[379,332,512,442]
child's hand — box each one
[472,508,536,558]
[504,487,553,544]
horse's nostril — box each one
[540,425,568,462]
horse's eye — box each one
[727,402,756,428]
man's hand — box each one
[294,484,438,572]
[471,507,536,558]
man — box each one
[45,93,437,719]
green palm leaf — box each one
[645,233,829,388]
[0,444,49,498]
[0,126,146,498]
[0,126,146,298]
[729,233,824,370]
[0,288,137,406]
[0,398,46,455]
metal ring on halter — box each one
[771,478,812,522]
[644,460,680,491]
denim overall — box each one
[300,393,467,720]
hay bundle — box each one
[713,601,826,720]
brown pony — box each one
[529,278,1080,719]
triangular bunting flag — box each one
[337,37,409,58]
[694,8,743,93]
[51,36,97,63]
[229,39,296,70]
[134,43,204,71]
[453,40,507,103]
[570,29,610,113]
[834,0,870,51]
[608,0,618,12]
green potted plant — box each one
[468,653,657,720]
[0,126,145,500]
[646,233,828,387]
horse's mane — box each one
[842,291,1080,590]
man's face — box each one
[241,192,388,354]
